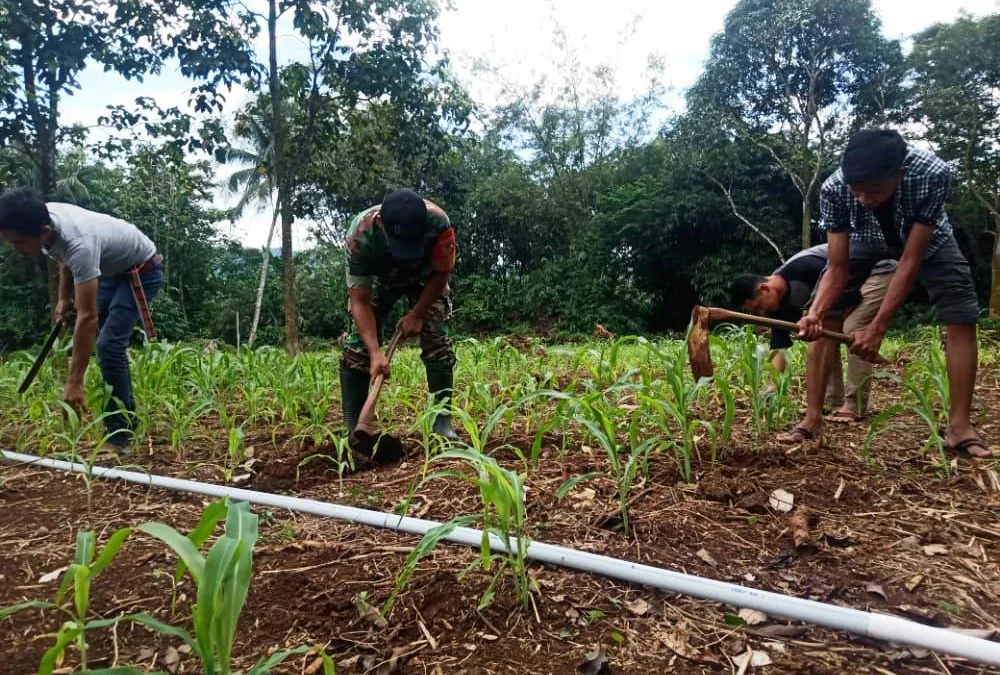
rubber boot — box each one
[340,365,370,433]
[426,365,459,440]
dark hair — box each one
[730,274,765,307]
[841,129,907,185]
[0,188,50,236]
[379,188,428,238]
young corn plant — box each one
[552,390,659,533]
[641,367,714,483]
[386,448,534,615]
[0,527,134,673]
[133,499,334,675]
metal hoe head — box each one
[349,426,405,466]
[687,305,714,381]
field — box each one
[2,326,1000,674]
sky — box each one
[59,0,1000,250]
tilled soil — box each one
[2,365,1000,674]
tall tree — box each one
[908,13,1000,318]
[687,0,903,249]
[236,0,460,353]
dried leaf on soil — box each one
[738,608,768,626]
[577,645,610,675]
[923,544,950,556]
[733,649,773,669]
[659,625,721,664]
[865,583,888,602]
[750,624,808,638]
[787,509,812,548]
[696,548,718,567]
[164,646,180,674]
[357,597,388,629]
[769,489,794,513]
[38,566,67,583]
[624,597,649,616]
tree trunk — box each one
[991,220,1000,320]
[280,208,299,354]
[801,199,811,250]
[248,200,280,348]
[267,0,299,354]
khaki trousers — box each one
[825,271,894,413]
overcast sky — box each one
[60,0,1000,249]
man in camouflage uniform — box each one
[340,188,459,439]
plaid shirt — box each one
[818,147,955,258]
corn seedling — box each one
[0,527,133,672]
[387,448,534,615]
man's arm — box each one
[868,223,933,333]
[770,351,787,373]
[348,287,381,357]
[410,271,449,318]
[59,264,74,309]
[809,232,850,318]
[798,232,850,339]
[63,278,99,407]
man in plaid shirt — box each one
[785,129,991,458]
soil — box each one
[2,363,1000,674]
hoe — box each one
[686,305,883,381]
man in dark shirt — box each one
[732,245,895,424]
[797,129,990,457]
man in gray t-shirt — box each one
[0,188,163,452]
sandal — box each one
[827,410,866,424]
[777,426,818,444]
[943,436,994,459]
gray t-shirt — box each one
[43,203,156,284]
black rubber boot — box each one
[339,365,370,433]
[426,365,459,440]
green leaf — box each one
[723,613,747,627]
[90,527,134,577]
[179,499,229,583]
[138,522,207,583]
[246,646,332,675]
[75,530,96,566]
[0,600,56,619]
[124,612,200,653]
[610,630,626,644]
[39,623,83,675]
[555,472,605,499]
[217,501,259,671]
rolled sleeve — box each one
[913,173,950,228]
[819,180,851,234]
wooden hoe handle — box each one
[707,307,854,345]
[357,329,405,429]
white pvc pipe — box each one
[4,449,1000,666]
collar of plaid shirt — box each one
[820,147,954,258]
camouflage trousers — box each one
[341,281,455,374]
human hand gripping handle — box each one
[357,329,405,431]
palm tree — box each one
[223,108,279,348]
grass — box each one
[1,324,998,617]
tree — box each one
[0,0,256,314]
[688,0,903,249]
[231,0,466,353]
[908,13,1000,318]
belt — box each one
[132,253,163,276]
[125,254,161,341]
